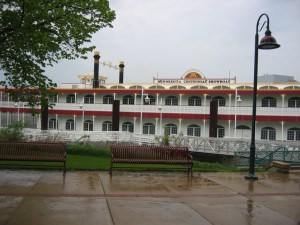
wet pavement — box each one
[0,170,299,225]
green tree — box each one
[0,0,115,112]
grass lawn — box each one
[0,144,242,172]
[67,154,109,170]
[0,154,240,172]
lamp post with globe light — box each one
[245,13,280,180]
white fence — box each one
[22,129,300,157]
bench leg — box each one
[188,165,193,177]
[109,161,113,176]
[63,161,67,176]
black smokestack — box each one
[93,51,100,88]
[112,100,120,131]
[119,61,125,84]
[209,100,218,137]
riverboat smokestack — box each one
[112,100,120,131]
[93,51,100,88]
[209,100,218,137]
[119,61,125,84]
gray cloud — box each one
[45,0,300,85]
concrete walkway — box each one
[0,170,299,225]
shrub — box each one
[155,127,184,146]
[0,122,26,141]
[67,142,110,157]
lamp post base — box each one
[245,173,258,180]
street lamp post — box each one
[14,102,20,122]
[79,99,84,131]
[158,98,163,136]
[245,13,280,180]
[234,89,242,138]
[139,87,150,145]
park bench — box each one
[0,141,67,174]
[110,145,194,176]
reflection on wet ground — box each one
[0,170,299,225]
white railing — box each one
[1,100,299,117]
[22,129,300,157]
[52,103,299,117]
[181,136,300,155]
[23,129,134,143]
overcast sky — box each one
[45,0,300,85]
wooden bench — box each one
[110,145,194,176]
[0,141,67,174]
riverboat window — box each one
[213,86,230,90]
[217,125,225,138]
[66,94,75,103]
[111,85,125,89]
[187,124,201,137]
[260,86,278,90]
[65,119,75,130]
[129,85,142,89]
[123,95,134,105]
[84,120,93,131]
[49,95,58,103]
[169,85,186,89]
[49,118,57,129]
[165,96,178,106]
[122,122,134,133]
[102,121,112,131]
[262,97,277,107]
[191,85,208,89]
[188,96,202,106]
[0,92,10,101]
[23,114,37,128]
[147,95,156,105]
[288,97,300,107]
[143,123,155,134]
[284,86,300,90]
[103,95,113,104]
[149,85,165,89]
[84,95,94,104]
[287,128,300,141]
[261,127,276,140]
[165,123,177,135]
[212,96,226,106]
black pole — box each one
[245,31,259,180]
[209,100,218,138]
[112,100,120,131]
[119,61,125,84]
[93,52,100,88]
